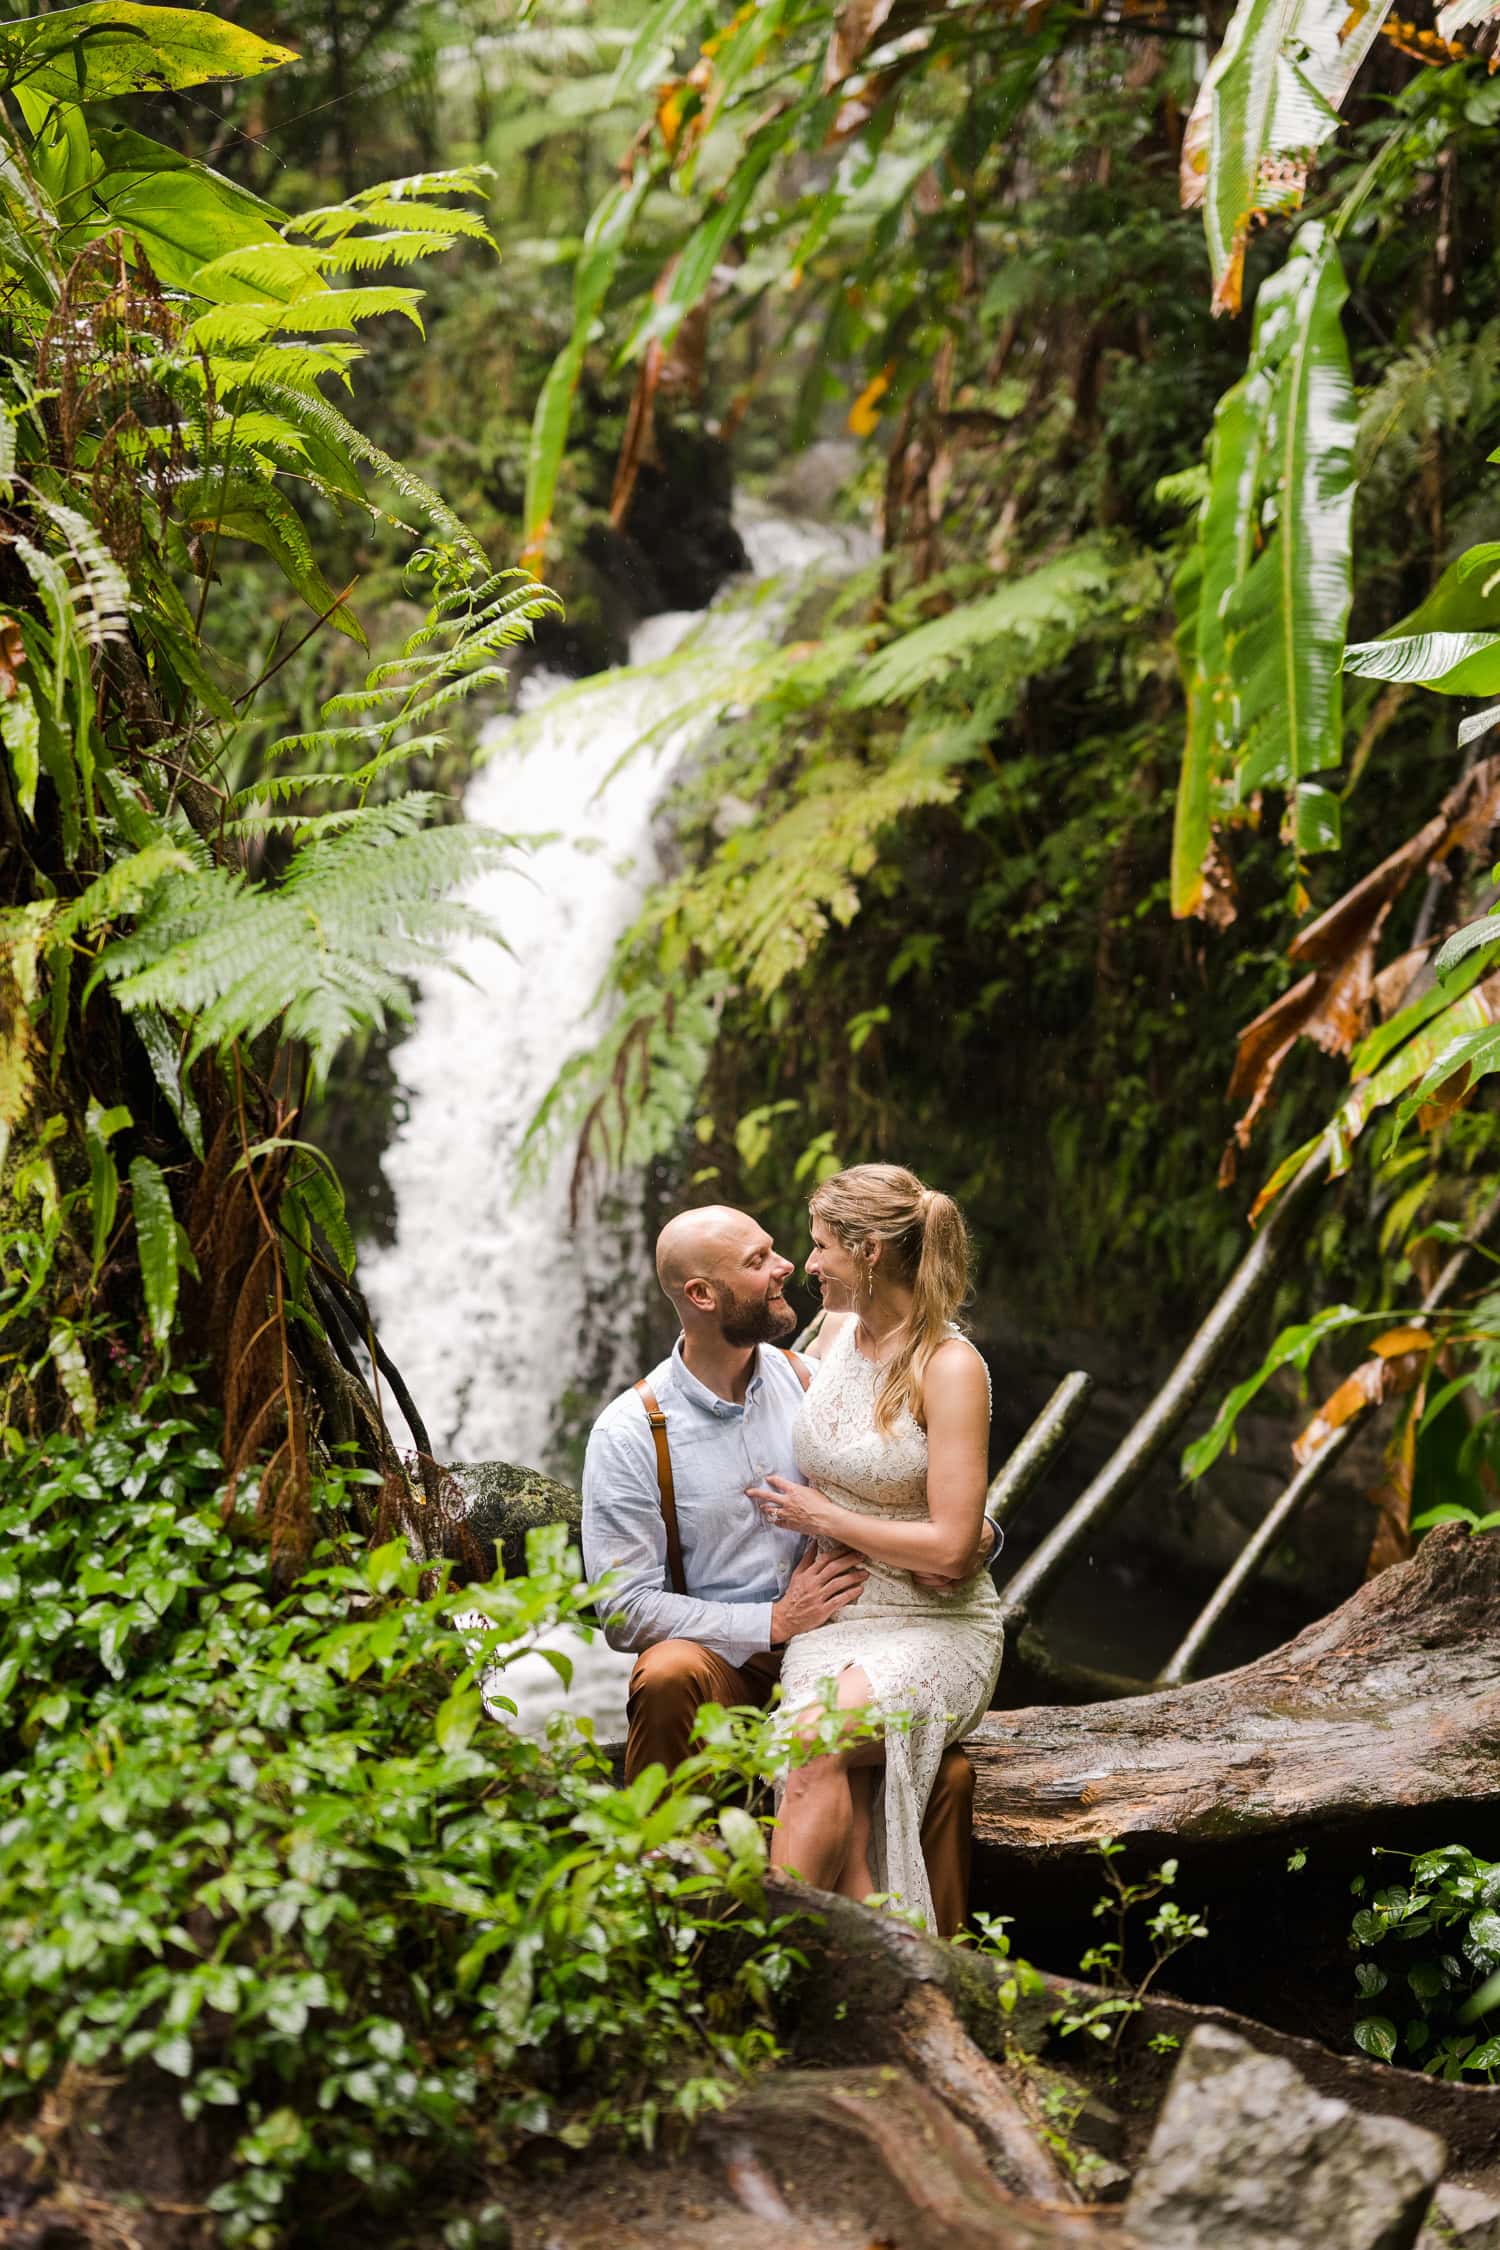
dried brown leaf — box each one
[823,0,898,89]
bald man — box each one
[581,1204,992,1937]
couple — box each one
[580,1162,1005,1934]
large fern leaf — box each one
[96,803,523,1082]
[845,546,1116,709]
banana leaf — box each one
[521,176,651,570]
[1195,0,1392,314]
[1226,223,1356,799]
[1343,630,1500,696]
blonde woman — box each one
[747,1163,1003,1930]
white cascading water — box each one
[362,508,866,1732]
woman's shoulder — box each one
[922,1331,991,1410]
[803,1309,856,1361]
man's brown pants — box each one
[625,1637,974,1939]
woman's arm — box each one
[748,1338,990,1576]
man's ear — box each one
[683,1276,717,1315]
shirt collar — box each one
[670,1334,766,1418]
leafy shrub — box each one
[1351,1846,1500,2078]
[0,1379,805,2243]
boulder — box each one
[1418,2182,1500,2249]
[448,1459,581,1580]
[1126,2024,1446,2250]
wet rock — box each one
[1126,2024,1446,2250]
[450,1459,580,1579]
[1420,2181,1500,2248]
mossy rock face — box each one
[450,1460,581,1580]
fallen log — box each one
[976,1523,1500,1862]
[972,1523,1500,2025]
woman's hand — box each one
[748,1472,833,1539]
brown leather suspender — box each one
[636,1347,811,1598]
[633,1378,685,1596]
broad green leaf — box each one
[1344,630,1500,697]
[131,1008,203,1160]
[0,5,296,103]
[434,1687,481,1755]
[1226,224,1356,798]
[129,1154,177,1350]
[1170,539,1214,919]
[609,0,704,97]
[1171,347,1279,914]
[718,1805,767,1868]
[177,475,365,645]
[1,682,40,821]
[1393,1022,1500,1136]
[521,175,651,567]
[630,118,791,358]
[294,1160,356,1277]
[1183,1301,1365,1479]
[1392,542,1500,639]
[86,128,283,295]
[1257,973,1500,1218]
[1433,915,1500,984]
[1195,0,1393,314]
[1353,2014,1398,2063]
[1350,947,1489,1076]
[84,1099,129,1275]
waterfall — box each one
[361,507,866,1733]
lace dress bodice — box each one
[793,1316,994,1566]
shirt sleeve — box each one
[580,1415,776,1666]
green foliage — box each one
[0,10,557,1443]
[0,1383,808,2237]
[1174,221,1356,898]
[1053,1839,1208,2054]
[1182,1303,1369,1479]
[1350,1846,1500,2079]
[0,3,296,103]
[1190,0,1390,314]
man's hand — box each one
[771,1547,867,1642]
[911,1519,996,1594]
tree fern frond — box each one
[244,377,485,561]
[227,737,433,813]
[29,493,131,645]
[400,665,512,724]
[52,841,191,943]
[190,240,328,305]
[98,814,521,1082]
[196,342,363,398]
[312,230,471,272]
[846,546,1116,709]
[188,287,426,353]
[433,568,533,614]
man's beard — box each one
[716,1283,798,1348]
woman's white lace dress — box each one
[776,1317,1004,1928]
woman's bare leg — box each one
[839,1767,876,1903]
[771,1666,881,1894]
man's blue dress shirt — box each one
[581,1338,809,1667]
